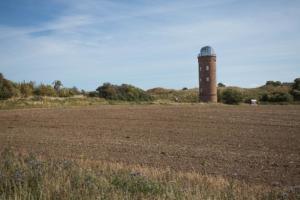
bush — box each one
[96,83,117,99]
[291,78,300,101]
[0,73,19,99]
[34,84,57,97]
[52,80,80,97]
[88,91,99,97]
[96,83,153,101]
[260,92,293,102]
[218,83,226,87]
[58,88,73,97]
[266,81,282,87]
[291,90,300,101]
[292,78,300,90]
[69,87,81,95]
[220,88,243,104]
[52,80,63,92]
[19,81,34,97]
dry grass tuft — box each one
[1,148,296,200]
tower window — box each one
[199,66,202,71]
[206,66,209,71]
[200,78,202,82]
[206,77,210,82]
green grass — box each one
[0,148,295,200]
[0,97,106,110]
[0,97,156,110]
[147,88,198,103]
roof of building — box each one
[198,46,216,57]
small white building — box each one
[250,99,257,105]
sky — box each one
[0,0,299,90]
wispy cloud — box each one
[0,0,299,89]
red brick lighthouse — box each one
[198,46,217,103]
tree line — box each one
[1,72,299,104]
[0,73,81,99]
[0,73,153,102]
[217,78,300,104]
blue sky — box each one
[0,0,299,90]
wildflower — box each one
[13,169,25,184]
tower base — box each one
[199,94,217,103]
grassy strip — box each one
[1,95,299,110]
[0,97,157,110]
[0,97,202,110]
[0,148,294,200]
[0,97,105,110]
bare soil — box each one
[0,104,299,187]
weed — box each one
[0,148,288,199]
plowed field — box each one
[0,104,299,187]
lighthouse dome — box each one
[199,46,216,57]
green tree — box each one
[58,88,72,97]
[96,83,153,101]
[260,92,293,102]
[34,84,57,97]
[266,81,282,87]
[218,82,226,87]
[220,88,243,105]
[292,78,300,90]
[96,83,118,99]
[88,91,99,97]
[52,80,63,92]
[291,78,300,101]
[0,73,18,99]
[70,87,80,95]
[19,81,34,97]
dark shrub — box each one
[119,84,153,101]
[292,78,300,90]
[19,81,34,97]
[0,73,19,99]
[218,82,226,87]
[260,92,293,102]
[220,88,243,105]
[260,93,269,102]
[58,88,73,97]
[291,90,300,101]
[52,80,63,92]
[266,81,282,87]
[291,78,300,101]
[34,84,57,97]
[57,87,80,97]
[69,87,80,95]
[244,98,253,104]
[88,91,99,97]
[96,83,118,99]
[271,92,293,102]
[96,83,153,101]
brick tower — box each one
[198,46,217,103]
